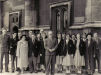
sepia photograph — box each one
[0,0,101,75]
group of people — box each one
[0,28,101,75]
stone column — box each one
[85,0,92,23]
[0,2,2,31]
[25,0,37,27]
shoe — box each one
[12,71,14,73]
[21,71,24,74]
[5,71,9,72]
[34,70,38,73]
[78,70,81,74]
[29,70,33,73]
[0,70,2,73]
[66,70,70,73]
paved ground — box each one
[0,72,65,75]
[1,72,101,75]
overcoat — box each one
[16,40,29,68]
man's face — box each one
[72,35,75,40]
[32,35,36,40]
[29,31,32,36]
[48,31,53,38]
[93,33,98,38]
[2,29,7,35]
[13,33,17,38]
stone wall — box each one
[39,0,86,26]
[25,0,39,27]
[0,2,1,31]
[2,0,24,30]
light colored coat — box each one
[16,40,28,69]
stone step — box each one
[66,73,91,75]
[93,73,101,75]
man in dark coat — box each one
[93,33,101,73]
[0,28,10,73]
[10,33,18,72]
[85,33,94,74]
[28,33,37,73]
[44,31,57,75]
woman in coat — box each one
[36,33,42,71]
[56,33,63,72]
[40,32,47,72]
[74,33,85,73]
[62,34,71,73]
[16,35,28,73]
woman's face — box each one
[66,35,69,40]
[37,34,41,38]
[62,34,65,39]
[72,35,75,40]
[87,35,91,40]
[22,36,26,41]
[18,33,21,37]
[42,33,46,38]
[82,34,86,39]
[77,34,80,39]
[57,34,61,39]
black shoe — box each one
[34,70,38,73]
[5,71,9,72]
[29,71,33,73]
[12,71,14,73]
[42,70,45,73]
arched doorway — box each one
[9,11,20,33]
[50,1,71,35]
[12,26,18,33]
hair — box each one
[87,33,92,37]
[20,35,27,40]
[2,28,7,31]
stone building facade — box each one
[0,0,101,35]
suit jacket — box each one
[56,39,66,56]
[0,34,10,52]
[68,39,76,55]
[28,37,37,57]
[79,39,86,56]
[36,39,43,57]
[86,39,94,59]
[93,38,101,56]
[10,37,18,55]
[44,38,57,55]
[40,39,45,55]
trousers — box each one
[0,52,9,72]
[45,55,56,75]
